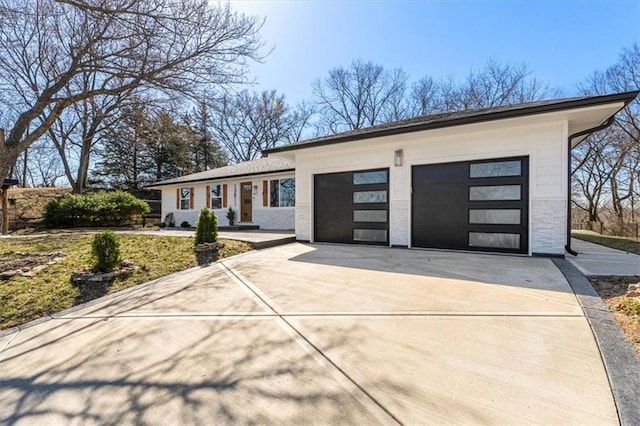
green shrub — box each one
[91,231,122,272]
[619,298,640,316]
[226,207,236,225]
[43,190,150,228]
[194,208,218,245]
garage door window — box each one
[353,190,387,203]
[354,210,387,222]
[470,160,522,178]
[469,232,520,249]
[469,209,520,225]
[354,229,387,242]
[469,185,521,201]
[353,170,387,185]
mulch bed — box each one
[589,276,640,359]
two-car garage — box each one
[265,92,637,257]
[313,156,529,254]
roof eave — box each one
[264,91,639,155]
[145,168,296,188]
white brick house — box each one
[264,92,637,256]
[148,157,295,230]
[151,91,637,256]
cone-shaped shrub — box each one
[195,208,218,245]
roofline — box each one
[146,168,295,188]
[264,91,639,154]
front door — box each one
[240,182,253,222]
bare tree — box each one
[209,90,299,163]
[0,0,262,185]
[575,44,640,234]
[11,140,65,187]
[455,59,557,109]
[312,60,409,133]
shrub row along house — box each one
[149,91,638,257]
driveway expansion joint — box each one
[553,258,640,426]
[219,261,403,425]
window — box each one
[353,170,387,185]
[469,232,520,249]
[210,184,222,209]
[353,229,387,242]
[353,210,387,222]
[270,178,295,207]
[353,190,387,203]
[470,160,522,178]
[469,185,521,201]
[469,209,521,225]
[180,187,190,210]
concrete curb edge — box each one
[552,258,640,426]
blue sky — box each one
[229,0,640,106]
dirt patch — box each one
[589,276,640,359]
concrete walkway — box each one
[0,244,617,424]
[568,238,640,276]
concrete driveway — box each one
[1,244,616,424]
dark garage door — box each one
[314,169,389,245]
[412,157,528,254]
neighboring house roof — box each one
[147,157,295,187]
[264,91,638,154]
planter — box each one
[194,242,224,265]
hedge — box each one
[43,190,150,228]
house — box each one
[152,91,638,256]
[148,157,295,229]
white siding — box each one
[159,172,295,230]
[281,117,569,255]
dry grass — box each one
[572,231,640,255]
[0,234,252,330]
[589,276,640,359]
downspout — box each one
[565,116,616,256]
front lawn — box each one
[0,234,252,330]
[572,231,640,255]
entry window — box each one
[179,187,190,210]
[270,178,295,207]
[470,160,522,178]
[353,190,387,203]
[210,184,222,209]
[469,232,520,249]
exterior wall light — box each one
[394,149,404,167]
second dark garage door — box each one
[412,157,529,254]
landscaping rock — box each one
[0,270,18,280]
[628,283,640,292]
[625,290,639,298]
[71,263,140,285]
